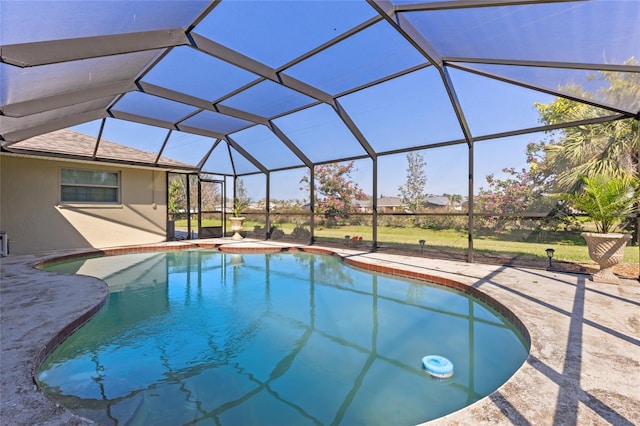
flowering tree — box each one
[475,145,563,232]
[300,161,368,227]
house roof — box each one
[4,129,195,170]
[425,195,450,206]
[378,196,402,207]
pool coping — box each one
[1,239,639,425]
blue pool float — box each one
[422,355,454,379]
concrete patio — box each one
[1,240,639,425]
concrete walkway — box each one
[1,240,639,425]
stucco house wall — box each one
[0,155,167,254]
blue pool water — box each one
[39,250,528,425]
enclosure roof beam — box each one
[214,105,268,126]
[1,109,108,145]
[334,63,432,100]
[138,81,269,125]
[1,29,188,67]
[178,125,226,140]
[473,114,630,142]
[440,66,475,147]
[266,121,313,169]
[1,80,136,118]
[226,135,268,174]
[444,57,640,73]
[138,82,217,111]
[92,118,106,160]
[276,15,384,71]
[449,62,637,116]
[369,0,476,147]
[197,138,221,171]
[226,142,237,176]
[154,129,173,165]
[395,0,585,12]
[188,33,336,106]
[109,110,177,131]
[368,0,443,69]
[375,113,629,156]
[334,100,377,160]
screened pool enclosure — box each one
[1,0,639,265]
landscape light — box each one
[545,248,555,269]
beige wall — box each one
[0,155,167,254]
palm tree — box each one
[534,58,639,193]
[563,174,640,234]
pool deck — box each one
[1,239,639,425]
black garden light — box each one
[545,248,555,269]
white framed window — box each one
[60,169,120,203]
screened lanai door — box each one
[198,178,225,239]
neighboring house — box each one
[377,195,466,212]
[0,129,195,255]
[299,196,464,214]
[352,199,371,213]
[377,196,403,212]
[299,199,370,213]
[425,195,450,210]
[425,195,467,210]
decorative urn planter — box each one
[229,217,245,240]
[581,232,631,284]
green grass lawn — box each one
[175,219,639,265]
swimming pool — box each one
[38,249,529,425]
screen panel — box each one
[454,62,640,115]
[159,132,216,167]
[141,46,259,102]
[283,21,427,95]
[402,1,640,65]
[193,1,376,68]
[273,104,368,163]
[112,92,198,124]
[201,142,234,175]
[449,67,558,137]
[0,1,209,44]
[229,125,305,171]
[339,68,465,153]
[97,119,169,162]
[220,80,316,119]
[1,50,160,107]
[181,110,253,136]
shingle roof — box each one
[425,195,449,206]
[378,196,402,207]
[4,129,194,170]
